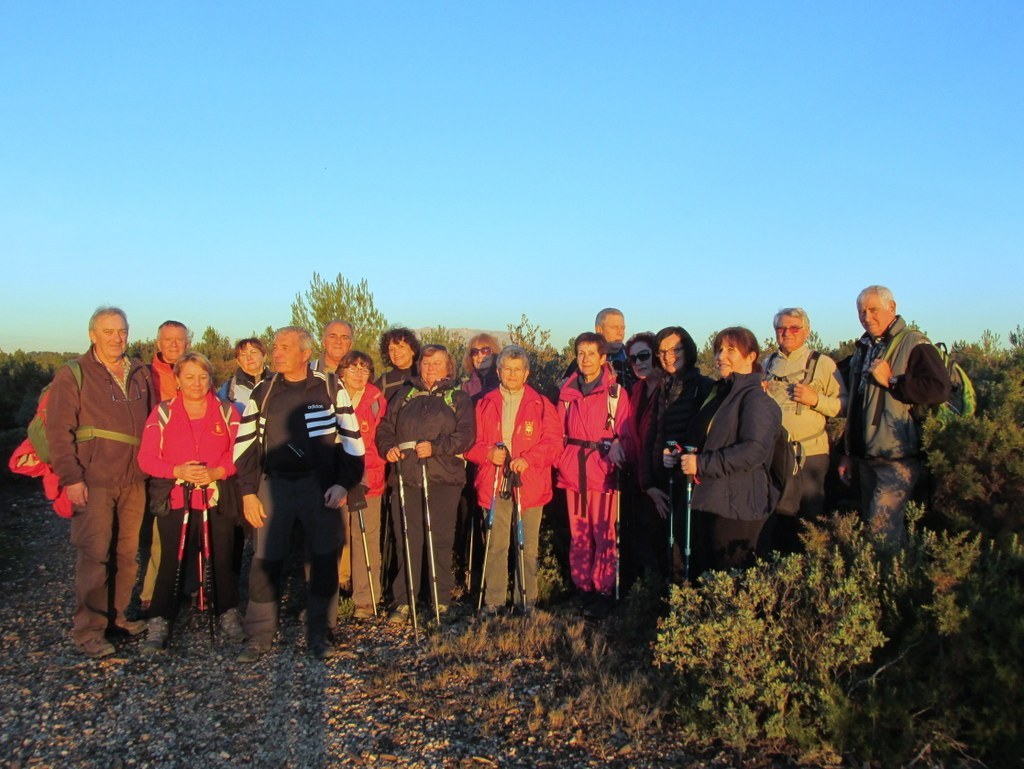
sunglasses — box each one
[628,350,653,363]
[775,326,804,335]
[470,347,492,356]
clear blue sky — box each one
[2,2,1021,354]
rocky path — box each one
[0,488,706,768]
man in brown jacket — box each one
[46,306,155,658]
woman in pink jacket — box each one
[556,333,633,618]
[466,345,562,615]
[137,352,243,653]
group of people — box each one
[45,284,951,660]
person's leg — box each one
[566,489,594,593]
[210,506,240,614]
[483,497,513,608]
[298,479,342,648]
[590,490,618,596]
[244,477,296,646]
[111,482,145,625]
[349,496,383,612]
[420,484,460,609]
[711,516,766,570]
[70,485,116,646]
[865,458,921,551]
[150,508,187,622]
[520,505,543,605]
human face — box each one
[775,315,808,355]
[715,338,757,378]
[388,340,415,370]
[419,351,449,389]
[627,342,655,380]
[469,341,494,371]
[176,360,212,403]
[858,292,897,339]
[272,331,311,381]
[340,359,372,394]
[498,357,529,392]
[156,325,189,365]
[597,314,626,351]
[576,342,607,383]
[656,334,686,375]
[88,313,129,366]
[322,322,353,367]
[236,344,266,377]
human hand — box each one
[243,494,267,528]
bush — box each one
[653,509,1024,766]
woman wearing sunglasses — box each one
[460,333,501,403]
[621,332,663,587]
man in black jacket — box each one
[234,326,365,661]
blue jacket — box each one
[692,372,782,521]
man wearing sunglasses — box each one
[46,306,156,658]
[762,308,846,553]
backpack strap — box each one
[606,382,620,432]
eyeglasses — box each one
[657,346,684,359]
[109,378,145,402]
[628,350,652,363]
[775,326,804,335]
[470,347,492,356]
[345,364,371,374]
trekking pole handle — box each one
[682,445,699,478]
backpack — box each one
[883,332,976,424]
[9,361,84,517]
[769,424,801,516]
[26,361,82,464]
[931,343,976,422]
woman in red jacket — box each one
[338,350,388,620]
[137,352,243,653]
[466,345,562,615]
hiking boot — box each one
[479,604,501,618]
[352,605,375,620]
[110,618,148,637]
[387,604,410,625]
[236,640,271,664]
[218,609,246,644]
[583,593,614,620]
[78,637,116,659]
[142,617,169,654]
[309,636,338,661]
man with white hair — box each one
[838,286,950,549]
[763,307,846,552]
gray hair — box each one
[857,285,895,307]
[594,307,624,329]
[321,319,353,337]
[275,326,315,352]
[89,306,128,334]
[158,319,192,343]
[773,307,810,330]
[496,344,531,372]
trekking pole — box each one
[199,485,217,641]
[420,459,441,625]
[395,455,419,643]
[614,468,621,602]
[683,446,698,584]
[355,503,378,616]
[465,496,475,595]
[511,473,528,613]
[476,445,505,613]
[665,441,680,578]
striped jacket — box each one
[233,369,365,496]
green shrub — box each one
[654,514,884,763]
[654,510,1024,766]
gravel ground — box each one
[0,486,719,769]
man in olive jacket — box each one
[46,306,155,658]
[839,286,951,550]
